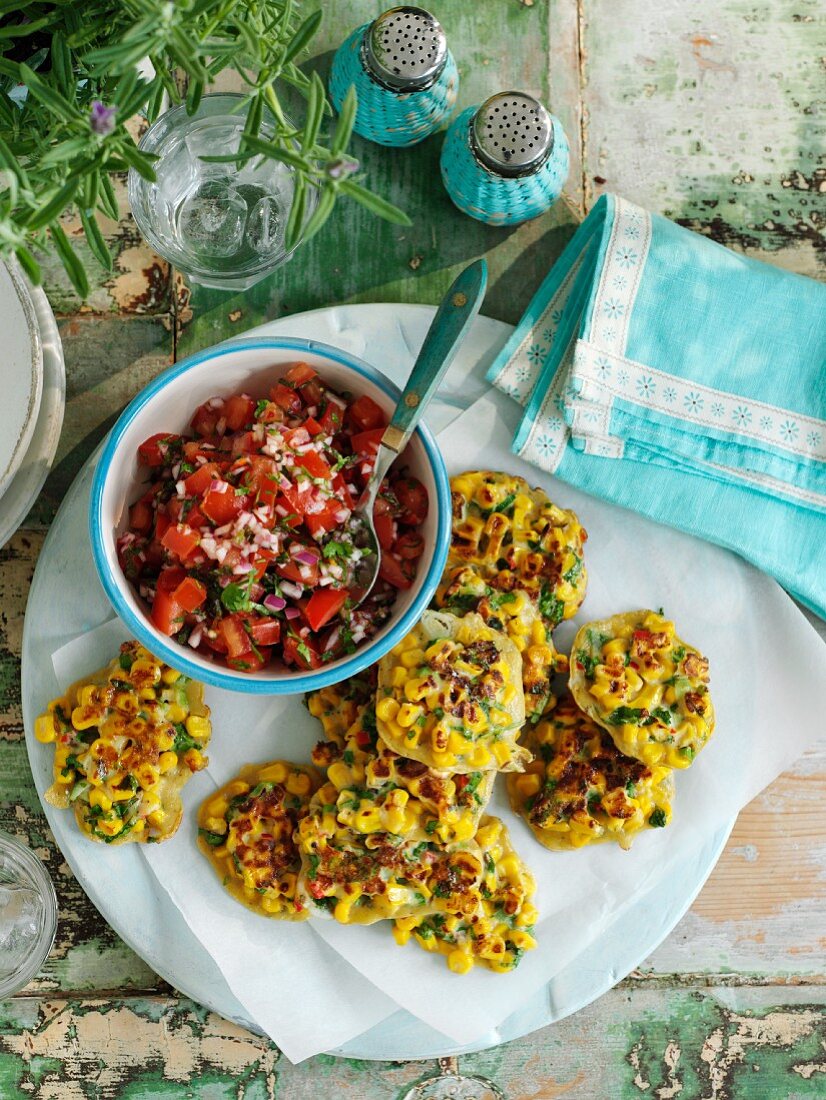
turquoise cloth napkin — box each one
[488,194,826,616]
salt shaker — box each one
[440,92,570,226]
[329,6,459,148]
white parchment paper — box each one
[48,388,826,1056]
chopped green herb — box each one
[563,556,583,584]
[649,808,668,828]
[323,540,350,560]
[221,578,253,613]
[538,583,564,626]
[342,750,355,765]
[119,651,135,671]
[606,706,649,726]
[198,827,225,847]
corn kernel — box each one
[491,741,511,767]
[396,703,423,728]
[70,706,99,731]
[447,949,474,974]
[184,748,204,771]
[35,714,58,743]
[185,714,210,740]
[286,770,312,796]
[161,667,181,684]
[400,647,426,669]
[158,751,178,774]
[257,761,287,784]
[376,696,400,723]
[89,788,112,812]
[147,810,165,828]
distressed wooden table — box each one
[2,1,824,1096]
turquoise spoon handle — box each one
[381,259,488,454]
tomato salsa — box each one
[117,363,429,673]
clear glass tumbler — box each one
[0,832,57,997]
[128,94,316,291]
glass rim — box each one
[0,831,58,998]
[128,93,317,288]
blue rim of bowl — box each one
[89,336,451,695]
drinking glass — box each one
[0,831,57,997]
[128,94,316,291]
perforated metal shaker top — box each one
[363,6,447,91]
[471,92,554,177]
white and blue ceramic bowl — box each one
[89,337,451,695]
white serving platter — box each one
[22,303,738,1060]
[0,260,42,501]
[0,274,65,547]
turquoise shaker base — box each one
[440,107,570,226]
[330,26,459,148]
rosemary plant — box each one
[0,0,409,297]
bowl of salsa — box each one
[90,337,451,694]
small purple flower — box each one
[89,100,117,136]
[325,154,359,180]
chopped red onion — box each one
[283,606,301,619]
[295,549,319,566]
[263,594,287,611]
[280,581,303,600]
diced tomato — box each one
[304,416,323,436]
[273,497,302,527]
[191,402,221,438]
[138,433,181,467]
[252,550,277,580]
[154,511,172,541]
[151,566,187,635]
[299,449,332,481]
[227,647,271,673]
[271,383,302,414]
[394,531,424,559]
[247,456,279,507]
[129,499,153,535]
[173,575,207,613]
[216,613,253,659]
[230,431,259,457]
[256,401,283,424]
[305,501,344,540]
[201,481,244,525]
[244,616,282,647]
[318,400,344,435]
[373,510,395,551]
[354,725,372,749]
[224,394,255,431]
[185,505,206,529]
[304,589,348,632]
[276,558,319,587]
[298,379,324,408]
[118,536,147,580]
[351,427,385,458]
[183,462,219,496]
[161,523,200,561]
[284,362,317,387]
[348,394,386,432]
[394,476,428,525]
[379,553,412,590]
[282,634,322,670]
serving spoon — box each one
[347,258,488,605]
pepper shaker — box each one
[329,6,459,148]
[440,92,569,226]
